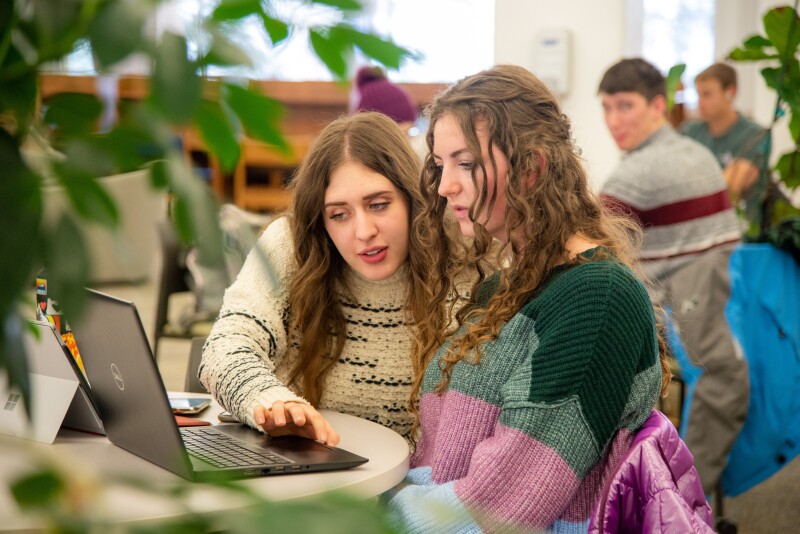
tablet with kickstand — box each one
[0,322,104,444]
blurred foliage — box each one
[0,0,413,417]
[4,440,400,533]
[728,3,800,244]
[1,0,414,528]
[665,63,686,112]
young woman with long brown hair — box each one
[386,65,673,532]
[200,112,458,444]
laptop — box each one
[72,288,368,481]
[0,322,104,444]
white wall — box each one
[494,0,795,193]
[494,0,628,190]
[715,0,760,117]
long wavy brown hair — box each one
[408,65,672,435]
[285,112,441,406]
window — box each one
[361,0,495,83]
[177,0,347,80]
[628,0,716,107]
[63,40,96,74]
[60,0,495,83]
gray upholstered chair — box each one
[41,169,168,283]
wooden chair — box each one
[232,135,314,212]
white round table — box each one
[0,395,409,531]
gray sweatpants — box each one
[660,246,750,495]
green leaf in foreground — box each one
[10,470,65,509]
[262,14,289,45]
[195,99,240,172]
[336,26,414,69]
[163,152,224,267]
[45,213,90,323]
[151,33,201,125]
[43,93,103,136]
[666,63,686,112]
[776,150,800,188]
[223,84,288,152]
[212,0,262,22]
[309,29,350,81]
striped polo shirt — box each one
[601,125,741,282]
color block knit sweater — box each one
[199,216,415,437]
[387,256,662,533]
[601,126,741,283]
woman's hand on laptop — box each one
[254,401,340,446]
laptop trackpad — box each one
[213,424,349,463]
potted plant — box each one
[728,3,800,260]
[1,1,414,529]
[1,0,414,412]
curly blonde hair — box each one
[408,65,671,437]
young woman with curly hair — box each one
[387,65,673,533]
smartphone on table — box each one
[169,397,211,415]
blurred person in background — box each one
[350,65,428,162]
[680,62,769,226]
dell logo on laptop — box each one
[111,363,125,391]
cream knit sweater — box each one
[199,216,416,437]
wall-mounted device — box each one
[533,28,571,97]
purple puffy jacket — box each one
[589,410,715,533]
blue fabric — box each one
[722,243,800,496]
[551,518,590,533]
[386,467,481,533]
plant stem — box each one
[759,0,800,238]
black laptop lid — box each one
[74,289,368,482]
[72,289,194,479]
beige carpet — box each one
[722,455,800,533]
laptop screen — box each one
[72,289,194,479]
[73,288,368,482]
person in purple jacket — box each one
[385,65,691,533]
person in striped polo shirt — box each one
[385,65,676,533]
[598,57,742,286]
[598,58,748,496]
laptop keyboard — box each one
[180,427,292,469]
